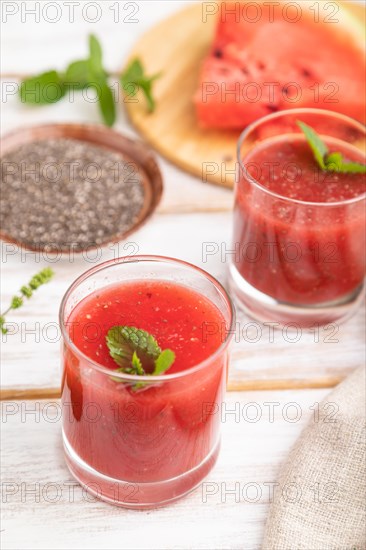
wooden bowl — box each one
[0,123,163,254]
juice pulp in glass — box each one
[233,135,366,305]
[62,280,227,495]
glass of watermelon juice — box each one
[60,256,234,508]
[230,109,365,327]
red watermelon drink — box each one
[60,256,234,508]
[229,109,366,327]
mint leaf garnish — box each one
[153,349,175,375]
[324,152,342,171]
[297,120,366,175]
[106,325,159,370]
[106,326,175,389]
[121,59,161,113]
[107,326,162,363]
[131,351,144,375]
[297,121,328,170]
[325,152,366,174]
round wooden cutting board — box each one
[124,2,365,188]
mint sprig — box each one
[87,35,116,127]
[19,70,66,104]
[19,35,160,126]
[106,326,175,389]
[120,59,161,113]
[0,268,54,334]
[154,349,176,375]
[297,121,366,174]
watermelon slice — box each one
[194,2,366,128]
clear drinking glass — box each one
[229,109,366,327]
[60,256,234,508]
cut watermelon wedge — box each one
[194,2,366,128]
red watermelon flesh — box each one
[194,2,366,128]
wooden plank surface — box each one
[124,1,366,187]
[1,66,364,395]
[1,210,364,399]
[1,1,364,397]
[1,389,328,550]
[1,3,365,549]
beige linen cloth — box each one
[263,366,366,550]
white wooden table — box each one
[0,2,363,549]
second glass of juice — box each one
[60,256,234,508]
[230,109,366,327]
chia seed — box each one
[0,138,145,252]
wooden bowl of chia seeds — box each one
[0,124,163,254]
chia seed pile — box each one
[0,138,145,251]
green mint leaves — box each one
[154,349,176,375]
[131,351,144,375]
[297,121,328,170]
[120,59,161,113]
[106,325,161,371]
[106,326,175,388]
[324,152,366,174]
[297,121,366,174]
[87,35,116,127]
[20,34,116,126]
[0,268,54,334]
[19,70,66,104]
[19,35,160,126]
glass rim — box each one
[59,255,235,382]
[237,108,366,207]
